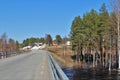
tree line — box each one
[0,33,20,54]
[70,2,119,68]
[0,33,69,53]
[22,34,69,47]
[22,37,45,47]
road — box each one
[0,50,52,80]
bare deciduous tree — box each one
[1,33,7,52]
[9,38,15,52]
[111,0,120,69]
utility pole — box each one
[63,36,67,56]
[63,44,66,56]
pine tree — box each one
[55,35,62,45]
[99,3,110,65]
[15,41,20,51]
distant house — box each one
[31,42,46,50]
[22,46,31,50]
[66,41,70,46]
[34,42,43,46]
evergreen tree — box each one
[99,3,110,64]
[39,37,45,43]
[9,38,15,51]
[45,34,52,46]
[15,41,19,51]
[55,35,62,45]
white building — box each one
[66,41,71,46]
[22,46,32,50]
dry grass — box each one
[47,45,74,68]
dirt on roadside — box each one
[47,46,74,68]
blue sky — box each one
[0,0,110,43]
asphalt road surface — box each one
[0,50,52,80]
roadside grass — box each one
[47,45,74,68]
